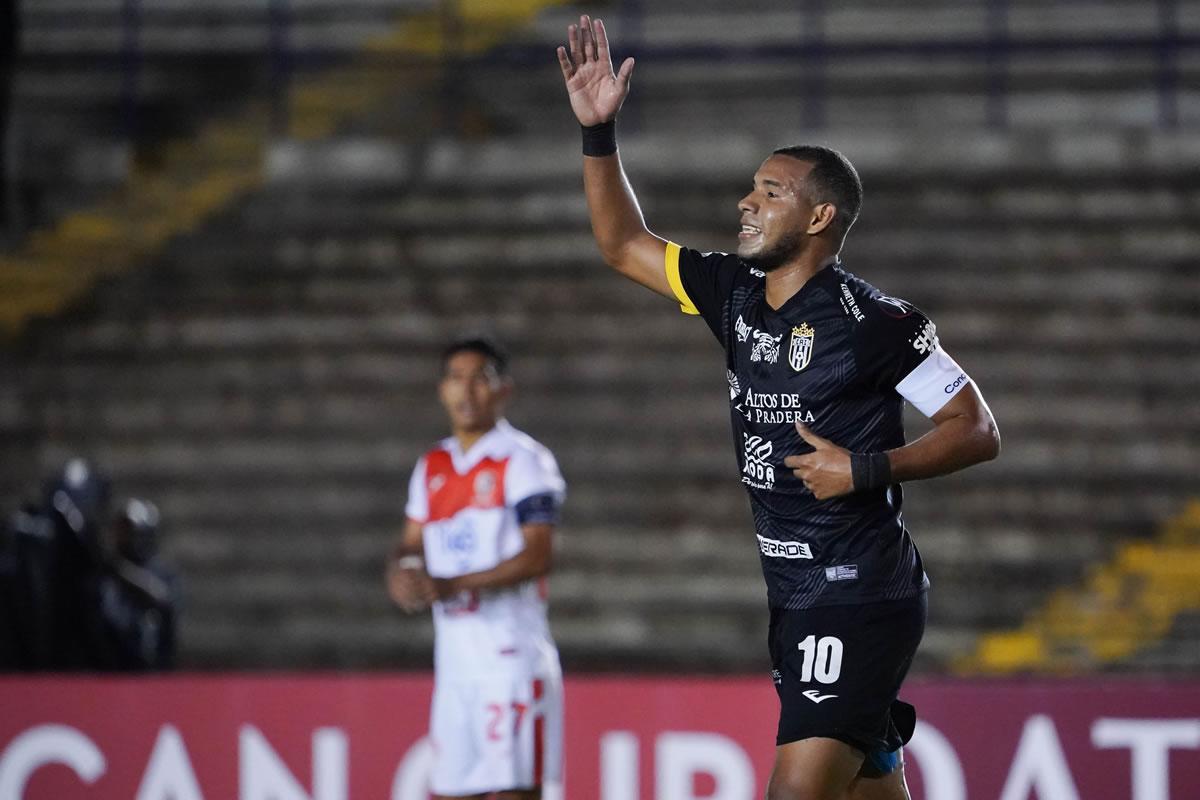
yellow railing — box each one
[957,500,1200,674]
[0,0,573,338]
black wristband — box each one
[581,119,617,157]
[850,452,893,492]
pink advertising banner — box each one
[1,675,1198,799]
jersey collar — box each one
[443,419,513,473]
[763,256,841,316]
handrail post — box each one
[1156,0,1179,128]
[620,0,643,134]
[269,0,293,138]
[119,0,142,142]
[438,0,464,135]
[801,0,827,130]
[985,0,1009,129]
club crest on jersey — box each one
[789,323,815,372]
[473,470,498,505]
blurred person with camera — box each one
[97,498,179,671]
[1,459,113,670]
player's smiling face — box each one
[737,155,817,270]
[439,351,510,435]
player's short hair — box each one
[772,145,863,246]
[441,335,510,377]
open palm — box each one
[557,15,635,126]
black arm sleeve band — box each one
[850,452,893,492]
[581,120,617,156]
[515,492,562,526]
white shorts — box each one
[429,672,563,796]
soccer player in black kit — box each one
[557,16,1001,800]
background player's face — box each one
[736,155,817,270]
[438,350,510,435]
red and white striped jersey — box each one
[406,420,565,680]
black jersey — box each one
[668,242,971,610]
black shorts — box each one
[768,592,926,755]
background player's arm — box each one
[433,522,553,598]
[386,518,434,612]
[558,15,674,299]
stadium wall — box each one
[2,676,1198,799]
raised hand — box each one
[783,422,855,500]
[556,15,635,126]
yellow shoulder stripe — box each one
[665,241,700,315]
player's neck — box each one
[452,422,498,453]
[763,251,838,311]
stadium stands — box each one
[1,0,1198,672]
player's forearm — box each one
[445,549,551,594]
[390,520,426,563]
[391,541,423,561]
[887,410,1000,483]
[584,151,651,269]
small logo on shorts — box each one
[802,689,838,704]
[771,669,783,686]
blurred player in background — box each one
[387,337,566,800]
[558,15,1000,800]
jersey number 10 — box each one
[796,635,844,684]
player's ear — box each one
[807,202,837,235]
[496,377,515,405]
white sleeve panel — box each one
[895,345,972,418]
[505,446,567,506]
[404,456,428,522]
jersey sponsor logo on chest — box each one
[736,315,783,364]
[733,387,815,425]
[741,433,776,490]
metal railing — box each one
[17,0,1200,140]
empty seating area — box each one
[14,0,438,227]
[2,0,1198,673]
